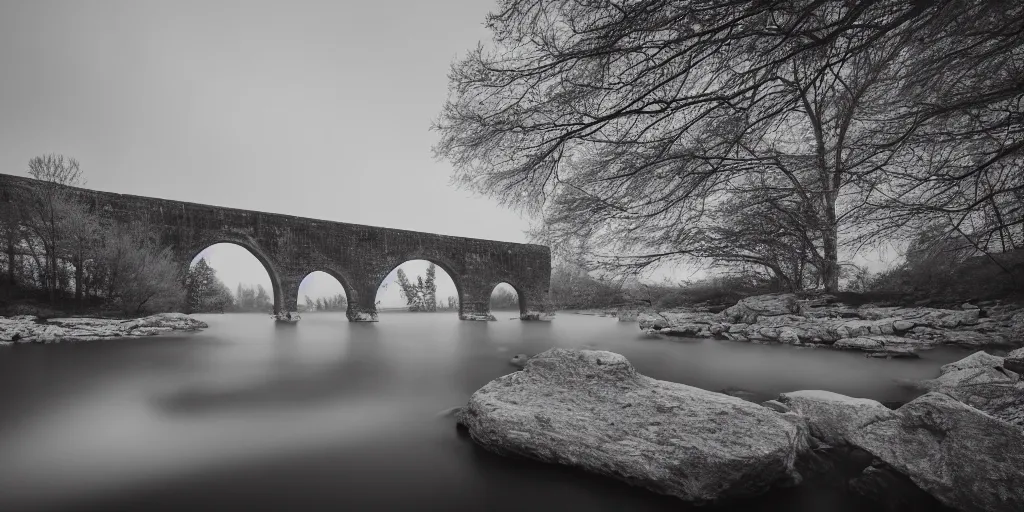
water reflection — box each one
[0,311,973,512]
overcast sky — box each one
[0,1,896,303]
[0,0,535,304]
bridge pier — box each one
[274,277,302,321]
[459,283,496,321]
[518,283,554,321]
[346,302,378,322]
[345,281,379,322]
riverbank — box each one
[0,313,208,345]
[457,347,1024,511]
[628,293,1024,357]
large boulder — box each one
[722,294,802,324]
[456,348,810,504]
[777,390,893,446]
[848,392,1024,512]
[920,351,1023,429]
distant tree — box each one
[254,284,271,311]
[424,264,436,310]
[395,265,438,312]
[185,259,234,313]
[548,262,624,310]
[395,268,420,311]
[59,200,102,309]
[490,286,519,310]
[230,283,272,312]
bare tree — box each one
[99,223,184,315]
[858,2,1024,259]
[434,1,1023,292]
[59,200,102,310]
[22,154,84,305]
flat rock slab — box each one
[456,348,808,504]
[1,313,208,344]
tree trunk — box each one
[74,256,83,311]
[821,220,840,293]
[5,236,14,298]
[47,251,57,306]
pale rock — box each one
[778,390,893,446]
[722,294,802,324]
[849,392,1024,512]
[920,351,1023,429]
[456,348,810,503]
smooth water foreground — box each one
[0,312,972,511]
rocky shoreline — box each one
[0,313,208,345]
[457,347,1024,511]
[633,293,1024,357]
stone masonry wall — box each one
[0,173,552,321]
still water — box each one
[0,312,971,511]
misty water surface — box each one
[0,312,971,511]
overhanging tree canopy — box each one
[434,0,1024,292]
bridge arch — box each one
[488,282,525,317]
[296,269,353,314]
[186,240,283,315]
[370,258,463,320]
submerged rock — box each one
[849,392,1024,512]
[509,353,529,369]
[849,463,949,512]
[456,348,809,504]
[520,311,553,321]
[461,312,497,321]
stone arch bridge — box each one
[0,173,551,321]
